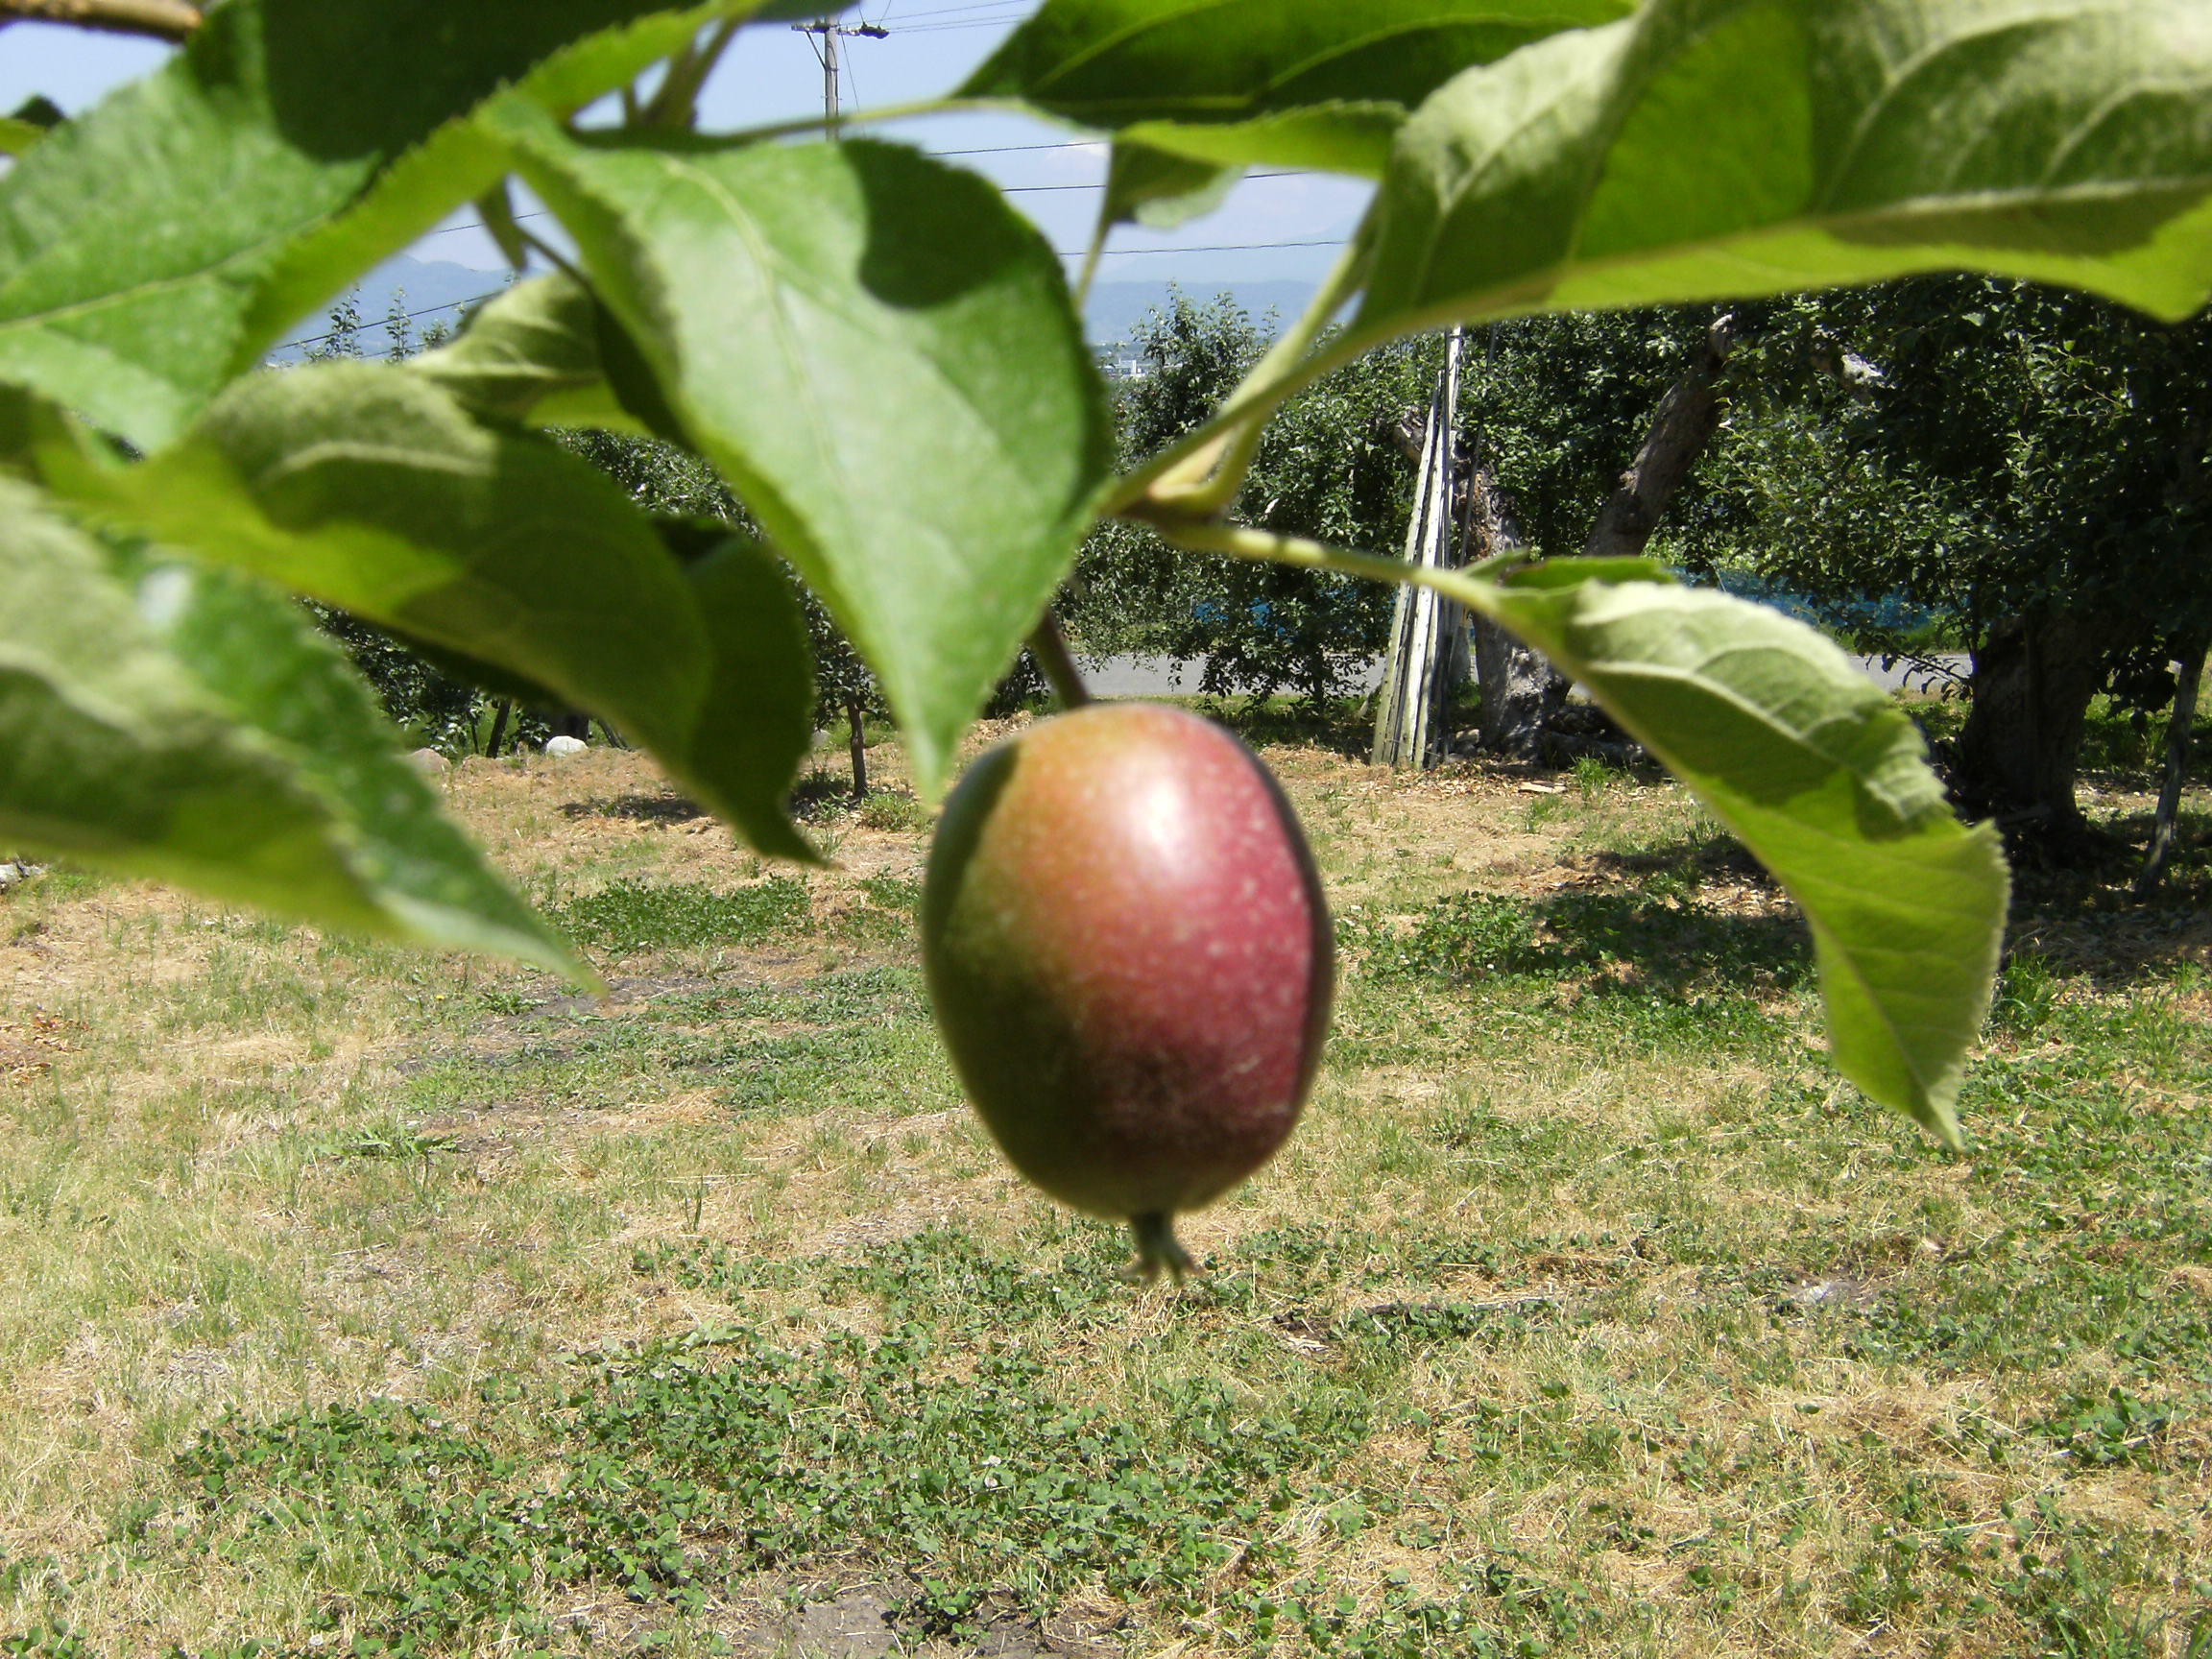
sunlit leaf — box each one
[0,0,805,448]
[1479,569,2007,1142]
[407,273,644,433]
[1359,0,2212,336]
[1100,140,1240,231]
[964,0,1631,176]
[55,363,815,860]
[502,113,1114,793]
[0,479,587,979]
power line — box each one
[272,236,1348,354]
[927,139,1097,156]
[877,2,1029,25]
[1081,238,1345,258]
[1004,171,1293,193]
[414,168,1306,240]
[896,18,1033,33]
[878,0,1026,19]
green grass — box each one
[551,878,810,954]
[1,729,2207,1657]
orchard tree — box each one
[1444,304,1743,756]
[1695,276,2212,860]
[5,0,2212,1153]
[1071,292,1422,706]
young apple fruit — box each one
[922,702,1333,1279]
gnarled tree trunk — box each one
[1464,445,1563,760]
[1477,314,1738,761]
[1953,609,2122,859]
[1583,314,1738,561]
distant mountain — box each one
[272,254,515,361]
[277,257,1321,367]
[1083,278,1317,349]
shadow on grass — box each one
[1353,882,1813,1002]
[559,794,707,825]
[1179,693,1379,760]
[1515,819,2209,1001]
[1578,831,1772,887]
[2001,807,2212,994]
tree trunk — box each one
[1477,313,1736,760]
[2135,636,2206,896]
[1583,313,1737,560]
[1464,439,1564,760]
[1954,610,2121,858]
[845,692,869,800]
[484,697,512,759]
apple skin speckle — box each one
[923,703,1334,1272]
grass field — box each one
[1,701,2207,1658]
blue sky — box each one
[0,6,1369,290]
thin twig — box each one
[1100,287,1378,520]
[1027,612,1093,709]
[0,0,200,38]
[518,228,588,288]
[1072,209,1110,317]
[643,16,744,129]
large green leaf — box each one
[1360,0,2212,335]
[54,364,815,860]
[0,479,586,979]
[500,114,1114,792]
[0,0,795,449]
[1115,108,1407,180]
[1480,568,2007,1142]
[963,0,1631,176]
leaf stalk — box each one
[1142,512,1503,622]
[1144,208,1382,514]
[642,16,744,129]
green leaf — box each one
[55,363,815,860]
[408,274,642,433]
[685,535,821,851]
[1101,140,1241,231]
[1479,572,2006,1142]
[0,98,62,156]
[962,0,1633,123]
[1117,108,1407,180]
[0,1,798,449]
[501,115,1113,793]
[0,479,588,980]
[1359,0,2212,336]
[963,0,1632,175]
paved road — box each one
[1081,652,1970,699]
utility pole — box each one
[791,15,887,137]
[1372,326,1469,770]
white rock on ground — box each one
[407,748,450,777]
[543,735,589,757]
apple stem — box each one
[1028,612,1093,709]
[1130,1212,1195,1284]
